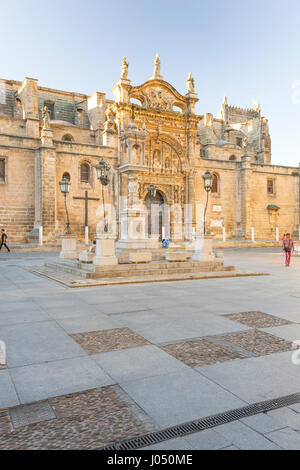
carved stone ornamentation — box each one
[143,88,173,111]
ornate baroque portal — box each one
[112,54,200,247]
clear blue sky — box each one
[1,0,300,166]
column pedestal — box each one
[93,234,118,267]
[60,235,77,259]
[118,207,149,248]
[191,236,215,262]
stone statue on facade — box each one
[253,101,261,113]
[104,104,116,133]
[242,136,249,154]
[121,56,129,79]
[152,54,162,79]
[42,105,50,128]
[105,104,114,122]
[186,72,195,94]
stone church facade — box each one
[0,56,299,244]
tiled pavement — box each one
[0,387,154,450]
[71,328,150,354]
[0,249,300,448]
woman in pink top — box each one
[282,233,294,266]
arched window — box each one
[229,155,236,161]
[62,172,70,181]
[211,173,219,193]
[80,163,90,183]
[62,134,74,142]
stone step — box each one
[29,266,268,288]
[45,260,235,280]
[88,266,236,280]
[51,259,223,272]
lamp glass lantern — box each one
[202,170,213,192]
[95,159,111,186]
[59,177,71,194]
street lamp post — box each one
[93,158,118,267]
[59,177,71,234]
[95,158,111,233]
[202,170,213,236]
[58,176,77,260]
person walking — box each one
[0,229,10,252]
[282,232,294,266]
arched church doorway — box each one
[145,191,166,240]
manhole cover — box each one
[10,401,56,428]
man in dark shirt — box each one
[0,229,10,252]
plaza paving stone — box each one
[160,338,245,368]
[221,329,293,356]
[1,321,86,368]
[198,351,300,403]
[212,421,281,450]
[260,323,300,342]
[0,248,300,449]
[266,407,300,431]
[57,312,118,334]
[71,327,150,354]
[92,345,188,382]
[119,368,246,428]
[0,387,154,450]
[240,413,285,434]
[265,427,300,450]
[10,356,114,403]
[224,311,292,328]
[0,370,20,409]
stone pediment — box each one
[129,80,187,113]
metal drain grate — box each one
[100,392,300,450]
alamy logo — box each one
[0,340,6,365]
[291,340,300,365]
[291,81,300,104]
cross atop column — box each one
[73,190,99,244]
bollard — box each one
[222,226,226,242]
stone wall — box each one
[0,71,298,244]
[0,144,35,242]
